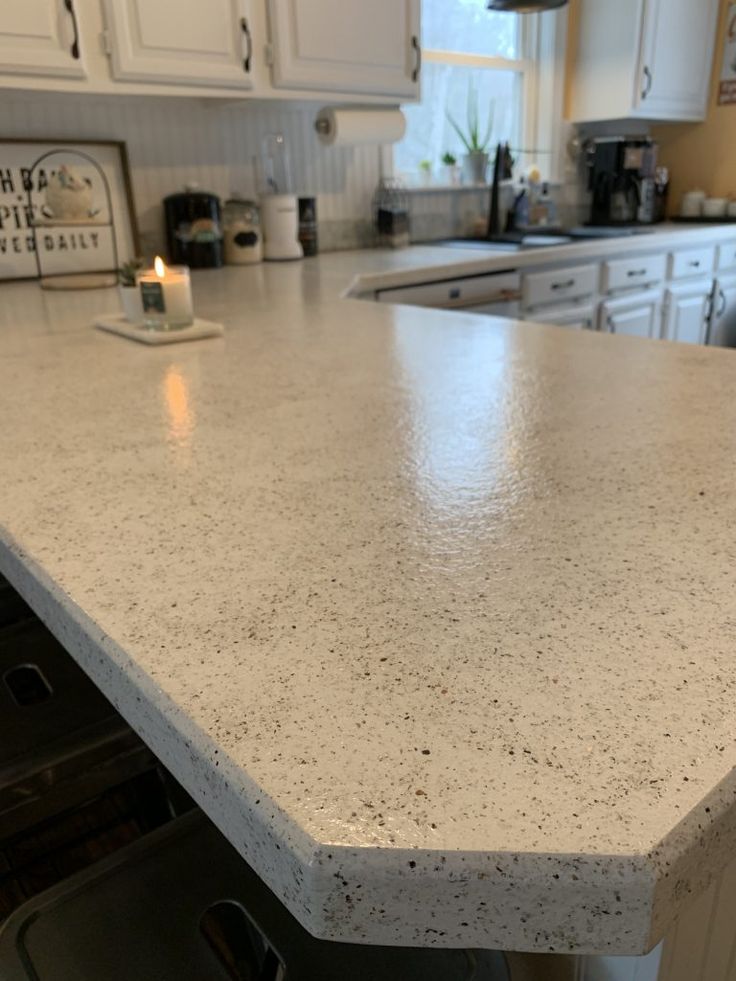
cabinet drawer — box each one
[522,264,598,309]
[668,246,716,280]
[526,303,597,330]
[602,254,666,293]
[716,241,736,272]
[375,271,521,309]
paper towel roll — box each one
[315,108,407,147]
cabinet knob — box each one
[63,0,80,60]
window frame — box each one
[388,7,567,185]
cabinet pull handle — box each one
[717,288,727,318]
[641,65,652,100]
[551,278,575,291]
[626,268,647,277]
[411,35,421,82]
[240,17,252,73]
[63,0,80,60]
[688,260,701,268]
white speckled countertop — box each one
[1,230,736,956]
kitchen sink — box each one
[436,234,573,253]
[435,239,523,253]
[436,226,657,254]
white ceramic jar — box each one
[680,189,706,218]
[703,197,728,218]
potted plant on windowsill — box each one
[447,86,494,185]
[441,152,460,186]
[418,159,433,186]
[118,257,144,324]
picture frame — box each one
[0,138,139,283]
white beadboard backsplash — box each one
[0,91,597,256]
[0,92,382,255]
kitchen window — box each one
[394,0,566,184]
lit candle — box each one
[137,256,194,330]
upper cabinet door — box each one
[0,0,86,78]
[570,0,719,122]
[267,0,420,98]
[103,0,254,89]
[634,0,720,120]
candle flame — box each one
[154,255,166,278]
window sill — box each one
[403,181,563,195]
[403,183,492,194]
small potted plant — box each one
[441,151,460,186]
[118,257,144,324]
[447,84,494,185]
[418,159,433,186]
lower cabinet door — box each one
[599,290,663,339]
[663,280,713,344]
[529,303,597,330]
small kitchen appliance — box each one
[586,137,660,226]
[261,196,303,261]
[298,197,318,257]
[259,134,303,261]
[164,185,223,268]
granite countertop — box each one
[1,231,736,956]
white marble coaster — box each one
[95,314,224,345]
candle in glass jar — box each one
[137,256,193,329]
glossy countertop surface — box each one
[1,236,736,955]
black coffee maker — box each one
[587,137,661,226]
[164,185,223,268]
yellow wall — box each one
[652,0,736,212]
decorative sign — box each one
[0,140,138,282]
[719,2,736,105]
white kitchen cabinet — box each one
[599,290,662,340]
[716,240,736,273]
[375,271,521,312]
[662,281,713,345]
[602,253,666,294]
[522,264,599,311]
[569,0,719,122]
[102,0,254,88]
[266,0,420,98]
[668,246,716,281]
[0,0,87,78]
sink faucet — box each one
[487,142,514,239]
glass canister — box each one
[223,196,262,265]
